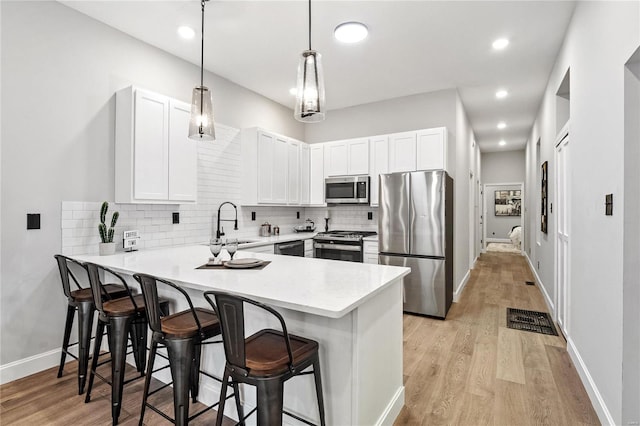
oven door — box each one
[314,242,363,262]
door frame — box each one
[482,182,525,253]
[554,123,570,335]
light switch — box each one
[27,213,40,230]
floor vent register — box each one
[506,308,558,336]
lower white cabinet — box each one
[363,241,379,264]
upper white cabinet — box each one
[369,135,389,206]
[389,131,417,173]
[324,138,370,177]
[300,143,310,205]
[115,86,197,204]
[287,139,301,205]
[309,144,325,205]
[416,127,447,171]
[389,127,447,173]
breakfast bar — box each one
[73,245,410,425]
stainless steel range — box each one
[313,230,377,262]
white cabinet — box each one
[369,135,389,207]
[242,128,306,206]
[287,139,300,205]
[363,240,379,264]
[304,239,313,258]
[300,143,310,205]
[115,86,197,204]
[389,127,448,173]
[324,141,349,176]
[247,244,274,254]
[416,127,447,171]
[389,131,417,173]
[309,144,325,205]
[324,138,370,177]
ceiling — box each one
[60,0,576,152]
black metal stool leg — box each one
[232,379,245,426]
[110,315,133,425]
[165,337,195,426]
[85,319,105,403]
[130,318,148,374]
[312,356,326,426]
[190,341,203,403]
[215,367,231,426]
[57,304,76,378]
[256,379,284,426]
[139,337,159,426]
[77,300,95,395]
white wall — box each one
[481,150,526,184]
[0,1,304,368]
[523,2,640,424]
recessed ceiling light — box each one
[289,87,298,96]
[497,122,507,129]
[492,38,509,50]
[499,140,507,146]
[334,22,368,43]
[177,26,195,40]
[495,89,508,99]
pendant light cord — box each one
[200,0,205,87]
[308,0,311,51]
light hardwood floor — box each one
[0,252,599,425]
[394,252,600,425]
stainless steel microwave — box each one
[325,175,370,204]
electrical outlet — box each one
[27,213,40,230]
[251,212,256,221]
[367,212,373,220]
[296,211,300,219]
[172,212,180,224]
[537,261,540,269]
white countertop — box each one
[73,245,409,319]
[363,235,379,242]
[238,232,316,249]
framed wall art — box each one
[495,190,522,216]
[541,161,548,233]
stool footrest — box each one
[283,409,318,426]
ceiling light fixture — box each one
[177,25,195,40]
[499,140,507,146]
[495,89,508,99]
[492,38,509,50]
[334,22,368,43]
[497,122,507,129]
[294,0,325,123]
[188,0,215,141]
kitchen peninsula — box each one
[73,245,410,425]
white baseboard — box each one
[454,269,471,303]
[524,253,555,314]
[375,386,405,425]
[486,238,511,243]
[0,348,61,385]
[566,337,615,426]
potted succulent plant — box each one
[98,201,119,255]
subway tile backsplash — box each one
[60,123,377,256]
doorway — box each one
[555,126,570,336]
[482,182,524,253]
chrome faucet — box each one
[216,202,238,239]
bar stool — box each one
[54,254,128,394]
[204,290,326,426]
[134,273,243,426]
[84,263,169,425]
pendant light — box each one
[189,0,215,141]
[294,0,325,123]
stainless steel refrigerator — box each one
[379,170,453,318]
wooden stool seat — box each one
[103,294,147,317]
[161,307,221,338]
[71,284,127,302]
[246,329,319,376]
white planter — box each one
[99,242,116,256]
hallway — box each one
[395,252,600,425]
